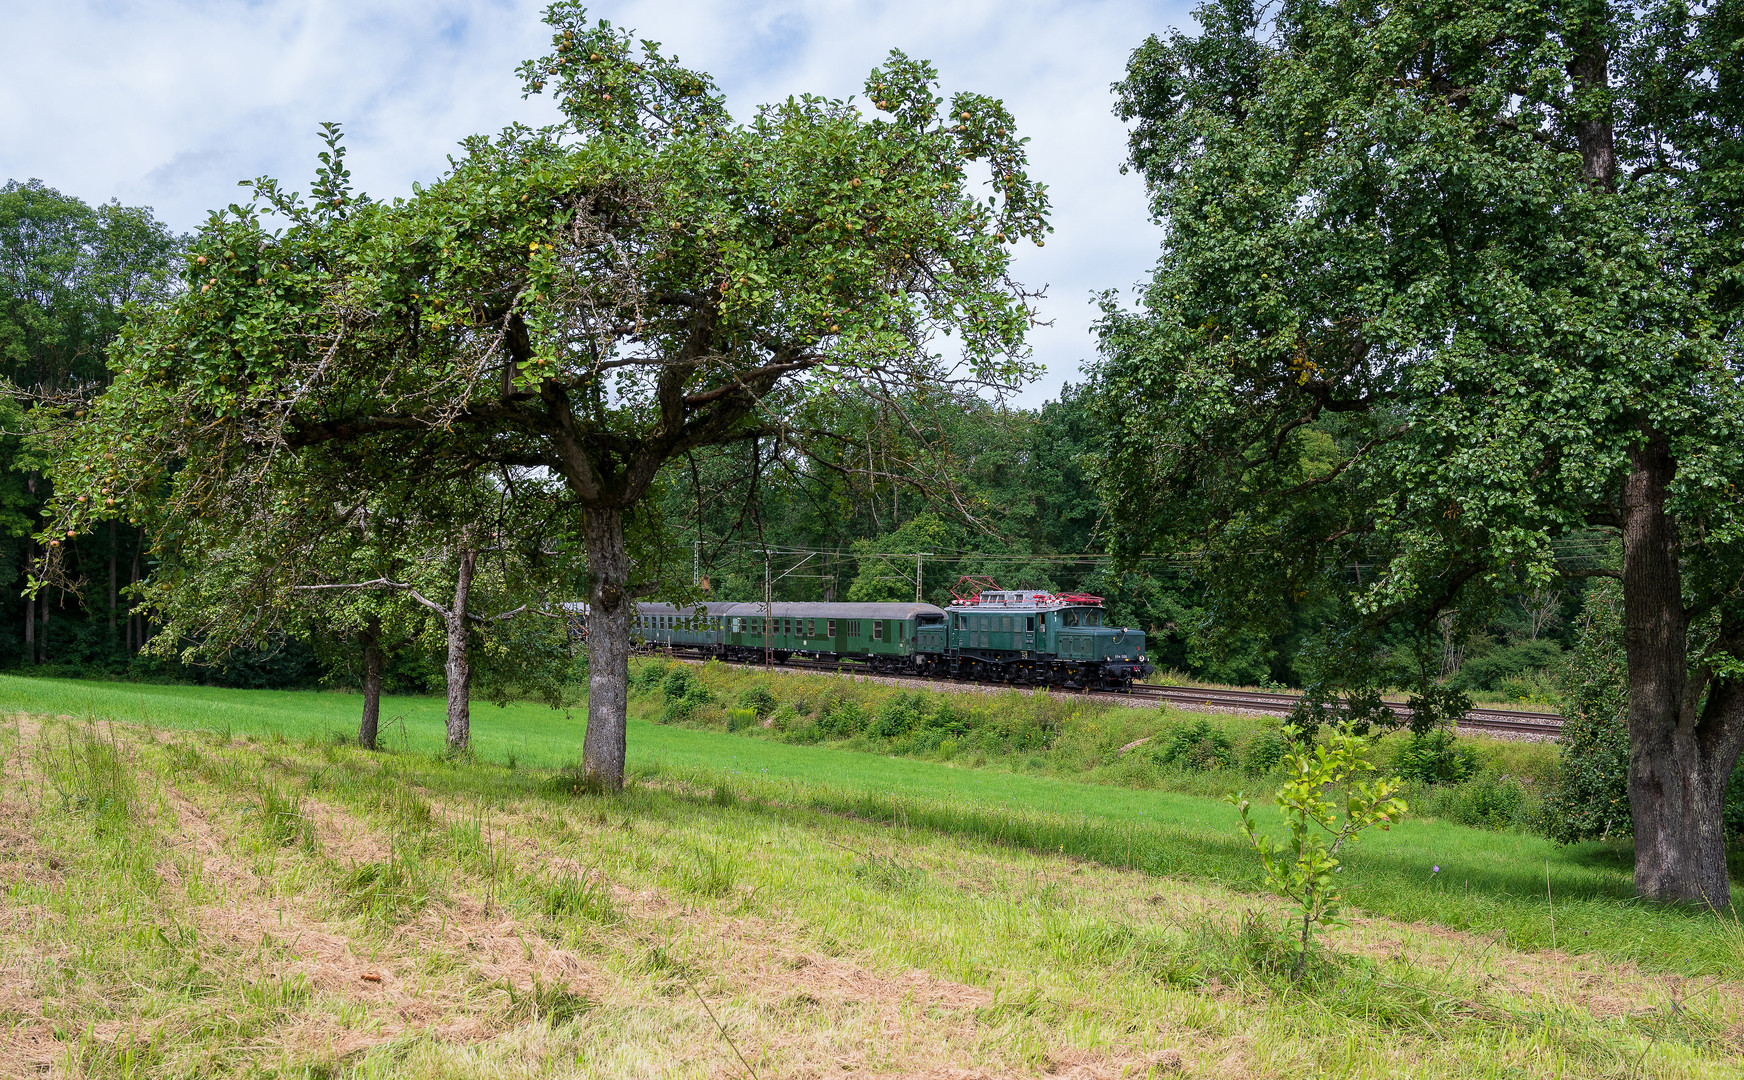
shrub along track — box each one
[661,651,1564,739]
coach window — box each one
[873,620,883,642]
[827,619,836,637]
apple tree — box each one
[41,2,1049,787]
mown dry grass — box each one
[0,711,1740,1078]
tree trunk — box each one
[108,520,118,641]
[23,538,35,663]
[581,506,631,789]
[360,618,383,751]
[444,547,476,752]
[1621,435,1740,909]
[128,540,141,654]
[38,592,47,664]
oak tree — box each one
[1095,0,1744,904]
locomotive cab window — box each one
[1026,616,1035,632]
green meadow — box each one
[3,671,1737,979]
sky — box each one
[0,0,1193,406]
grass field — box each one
[2,674,1742,1077]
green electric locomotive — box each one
[923,589,1150,689]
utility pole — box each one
[692,538,700,587]
[916,552,923,603]
[764,553,773,670]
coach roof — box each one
[711,602,945,620]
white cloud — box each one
[1,0,1191,404]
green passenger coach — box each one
[715,602,945,672]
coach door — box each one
[1024,614,1036,653]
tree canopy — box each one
[40,2,1051,787]
[1093,0,1744,905]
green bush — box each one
[656,665,715,722]
[630,661,672,693]
[1392,730,1478,784]
[1242,729,1291,775]
[725,707,758,732]
[1153,719,1236,771]
[1414,774,1539,832]
[661,667,700,700]
[817,697,869,738]
[1491,667,1563,707]
[1453,639,1565,692]
[866,693,926,740]
[1543,582,1632,843]
[737,685,778,718]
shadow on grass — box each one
[615,761,1744,976]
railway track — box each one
[663,650,1564,738]
[1126,683,1562,737]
